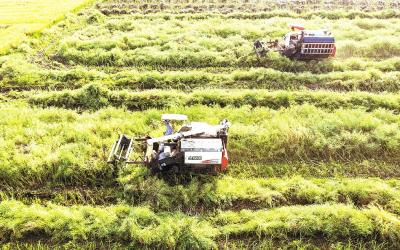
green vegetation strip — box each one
[4,61,400,91]
[230,161,400,179]
[0,186,119,206]
[3,176,400,215]
[119,173,400,213]
[2,103,400,188]
[28,83,400,111]
[0,240,392,250]
[0,201,398,248]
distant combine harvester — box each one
[254,24,336,60]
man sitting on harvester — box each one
[108,114,231,174]
[164,119,174,135]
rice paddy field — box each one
[1,0,400,249]
[0,0,94,55]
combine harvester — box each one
[254,24,336,60]
[108,114,230,174]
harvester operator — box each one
[164,119,174,135]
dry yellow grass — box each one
[0,0,93,54]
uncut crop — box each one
[1,0,400,248]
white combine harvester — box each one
[108,114,230,174]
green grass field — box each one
[1,0,400,249]
[0,0,93,54]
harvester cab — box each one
[254,24,336,60]
[107,114,231,174]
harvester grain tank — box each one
[108,114,230,174]
[254,24,336,60]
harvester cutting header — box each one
[108,114,230,174]
[254,24,336,60]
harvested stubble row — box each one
[0,201,399,248]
